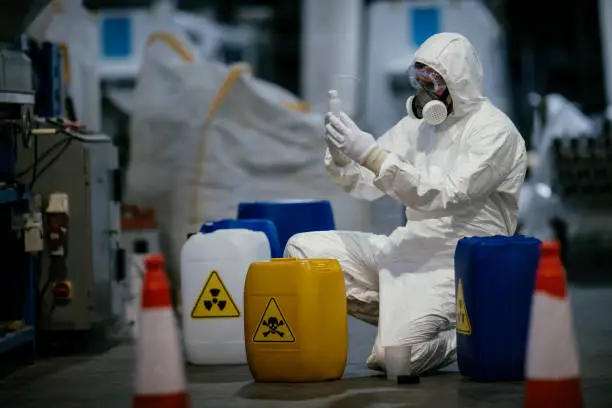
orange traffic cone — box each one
[133,254,189,408]
[524,241,582,408]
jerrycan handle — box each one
[271,258,298,262]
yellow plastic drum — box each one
[244,258,348,382]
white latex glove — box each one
[323,116,352,166]
[325,112,377,164]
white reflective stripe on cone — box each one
[135,309,187,395]
[525,293,580,379]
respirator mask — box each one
[406,63,452,126]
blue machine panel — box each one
[0,188,35,360]
[28,42,63,118]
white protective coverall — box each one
[284,33,527,374]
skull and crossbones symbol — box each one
[262,317,285,337]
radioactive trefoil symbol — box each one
[203,288,226,311]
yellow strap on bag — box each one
[141,34,309,226]
[58,44,71,83]
[191,63,252,226]
[190,64,313,226]
[283,101,311,112]
[146,31,195,63]
[143,31,250,228]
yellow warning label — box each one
[252,297,295,343]
[456,279,472,335]
[190,271,240,319]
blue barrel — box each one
[200,218,282,258]
[237,200,335,254]
[454,235,541,382]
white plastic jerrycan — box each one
[180,229,271,364]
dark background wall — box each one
[490,0,605,140]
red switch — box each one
[52,281,72,302]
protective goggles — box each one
[407,62,448,97]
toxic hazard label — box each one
[456,279,472,335]
[252,297,295,343]
[190,270,240,319]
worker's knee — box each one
[283,231,335,258]
[284,232,312,257]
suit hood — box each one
[414,32,486,117]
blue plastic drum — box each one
[200,218,282,258]
[236,200,335,254]
[454,235,541,382]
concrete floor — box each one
[0,286,611,408]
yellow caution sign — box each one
[456,279,472,335]
[253,297,295,343]
[191,271,240,319]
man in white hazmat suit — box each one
[284,33,527,374]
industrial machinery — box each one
[0,0,51,358]
[0,1,122,360]
[16,120,122,333]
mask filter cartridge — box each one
[406,87,449,126]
